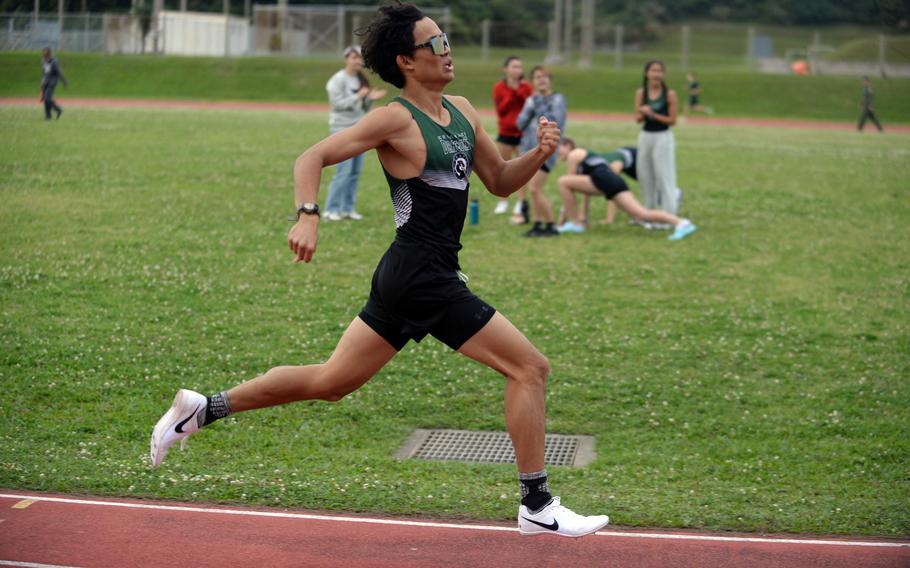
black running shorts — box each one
[587,164,629,200]
[496,134,522,146]
[358,243,497,351]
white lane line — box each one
[0,561,81,568]
[1,493,907,549]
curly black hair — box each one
[360,2,425,89]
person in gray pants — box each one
[40,47,67,120]
[635,60,679,220]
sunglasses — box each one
[414,33,450,56]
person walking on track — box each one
[857,75,884,133]
[39,47,67,121]
[151,1,610,539]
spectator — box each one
[324,45,387,221]
[492,55,532,222]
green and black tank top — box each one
[383,96,475,269]
[642,87,670,132]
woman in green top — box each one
[635,60,680,217]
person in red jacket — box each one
[492,55,532,222]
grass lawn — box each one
[0,105,908,536]
[3,51,910,124]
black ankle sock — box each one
[545,222,554,230]
[519,470,553,512]
[201,391,233,427]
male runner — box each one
[39,47,67,120]
[151,2,609,538]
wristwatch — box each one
[296,202,320,220]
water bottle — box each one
[469,199,479,225]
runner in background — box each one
[683,71,713,120]
[492,56,532,223]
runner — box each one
[555,138,696,241]
[151,2,609,539]
[683,71,713,119]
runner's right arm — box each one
[289,106,411,263]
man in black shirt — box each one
[40,47,68,120]
[857,76,883,133]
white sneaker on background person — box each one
[324,212,343,221]
[150,389,207,467]
[493,200,509,215]
[518,496,610,538]
[343,211,364,220]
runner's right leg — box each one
[151,317,397,465]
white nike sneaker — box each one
[150,389,207,467]
[518,496,609,538]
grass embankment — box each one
[1,106,909,535]
[2,51,910,123]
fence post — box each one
[878,34,886,77]
[351,14,360,46]
[548,0,562,63]
[562,0,573,62]
[481,19,490,64]
[337,5,345,55]
[614,23,622,70]
[58,0,65,49]
[681,24,689,70]
[577,0,593,68]
[746,26,754,70]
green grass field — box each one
[1,105,909,536]
[3,51,910,124]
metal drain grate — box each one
[395,429,595,467]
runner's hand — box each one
[536,116,560,157]
[288,216,319,263]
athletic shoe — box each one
[668,221,697,241]
[324,212,343,222]
[494,200,509,215]
[343,211,364,221]
[524,223,544,237]
[150,389,207,467]
[518,497,609,538]
[557,221,585,234]
[541,226,560,237]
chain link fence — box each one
[1,8,907,76]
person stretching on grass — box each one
[151,1,609,539]
[555,138,696,241]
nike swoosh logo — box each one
[522,516,559,531]
[175,405,200,434]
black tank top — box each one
[382,96,475,270]
[642,87,669,132]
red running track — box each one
[0,492,907,568]
[2,97,909,133]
